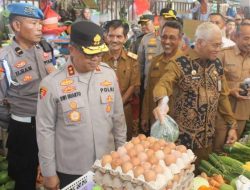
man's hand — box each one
[226,128,238,144]
[153,102,169,124]
[44,175,60,190]
[141,119,149,133]
[230,88,250,100]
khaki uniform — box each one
[36,60,126,176]
[214,46,250,152]
[102,50,140,140]
[137,32,163,89]
[153,49,236,150]
[141,50,183,126]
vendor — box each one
[152,22,238,171]
[0,3,55,190]
[36,21,127,189]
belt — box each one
[11,114,32,123]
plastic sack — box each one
[150,114,179,142]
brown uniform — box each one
[214,45,250,152]
[153,49,237,164]
[141,50,183,127]
[102,49,140,140]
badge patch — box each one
[15,61,26,68]
[106,104,111,113]
[62,86,76,93]
[69,101,78,110]
[68,65,75,76]
[60,79,74,86]
[39,87,47,99]
[100,80,112,87]
[23,75,32,82]
[68,110,81,122]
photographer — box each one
[214,23,250,152]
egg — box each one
[117,146,127,156]
[131,157,140,167]
[134,144,144,153]
[164,154,177,166]
[111,151,120,160]
[155,150,165,160]
[142,162,152,171]
[131,137,141,145]
[141,140,150,149]
[151,142,161,151]
[111,158,122,169]
[101,154,112,167]
[124,142,134,151]
[153,164,164,174]
[144,170,156,182]
[175,145,187,153]
[166,180,173,189]
[121,154,130,163]
[163,147,171,155]
[168,142,176,149]
[146,149,154,158]
[127,148,137,158]
[133,166,144,178]
[173,174,180,182]
[138,152,148,162]
[138,134,147,141]
[121,161,133,173]
[147,136,156,144]
[149,155,159,165]
[158,139,167,147]
[172,150,182,158]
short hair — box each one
[161,20,183,37]
[194,22,222,41]
[226,19,235,24]
[209,12,225,22]
[235,22,250,35]
[105,19,129,37]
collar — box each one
[187,49,200,61]
[233,45,250,57]
[103,49,127,61]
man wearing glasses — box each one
[36,21,126,189]
[153,22,238,172]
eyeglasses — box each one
[206,41,223,49]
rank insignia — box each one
[100,80,112,87]
[60,78,74,86]
[15,61,26,68]
[67,65,75,76]
[62,86,76,93]
[106,104,111,113]
[68,110,81,122]
[106,95,113,103]
[23,75,32,82]
[39,87,47,99]
[15,47,23,56]
[69,101,78,110]
[93,34,101,46]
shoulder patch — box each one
[127,52,138,60]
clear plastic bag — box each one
[150,115,179,142]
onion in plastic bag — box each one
[150,115,179,142]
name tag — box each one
[218,80,221,92]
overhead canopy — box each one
[83,0,98,9]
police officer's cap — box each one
[71,21,109,55]
[160,8,177,20]
[7,3,44,20]
[138,14,154,24]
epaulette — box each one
[127,52,138,60]
[100,62,111,69]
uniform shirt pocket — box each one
[61,99,85,126]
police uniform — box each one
[141,50,182,130]
[36,21,126,188]
[102,50,140,140]
[153,49,237,165]
[0,3,55,190]
[214,45,250,152]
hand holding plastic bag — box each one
[151,96,179,142]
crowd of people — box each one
[0,2,250,190]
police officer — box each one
[153,22,238,171]
[141,21,183,135]
[102,20,140,141]
[36,21,127,189]
[214,23,250,152]
[0,3,55,190]
[138,8,177,90]
[129,14,155,54]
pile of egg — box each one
[93,135,195,190]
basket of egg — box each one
[92,134,196,190]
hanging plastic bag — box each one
[150,96,179,142]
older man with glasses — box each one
[36,21,126,189]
